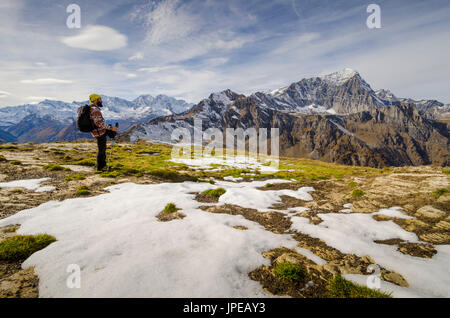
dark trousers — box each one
[96,130,116,171]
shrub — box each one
[273,261,307,283]
[64,174,86,181]
[76,185,90,195]
[0,234,56,261]
[163,203,179,213]
[0,155,6,162]
[327,275,392,298]
[352,189,365,197]
[202,188,226,198]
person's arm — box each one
[90,107,111,130]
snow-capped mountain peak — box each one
[320,68,360,85]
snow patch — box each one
[0,178,54,192]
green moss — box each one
[273,261,307,283]
[352,189,365,197]
[202,188,226,198]
[76,185,90,195]
[0,234,57,261]
[9,160,22,165]
[64,173,86,181]
[442,170,450,174]
[432,188,448,198]
[265,183,273,188]
[327,275,392,298]
[163,203,179,213]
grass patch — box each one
[72,158,96,167]
[352,189,365,197]
[9,160,22,165]
[327,275,392,298]
[76,185,90,195]
[347,181,357,188]
[0,145,18,150]
[163,203,179,213]
[273,261,307,283]
[265,183,273,188]
[0,234,56,261]
[64,173,86,181]
[432,188,448,198]
[10,188,24,194]
[18,147,34,152]
[2,226,19,233]
[202,188,226,198]
[43,164,70,171]
[100,171,125,178]
[148,169,180,179]
[443,170,450,174]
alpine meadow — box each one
[0,0,449,307]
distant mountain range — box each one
[0,95,194,143]
[121,68,449,167]
[1,68,448,167]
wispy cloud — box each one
[1,0,449,107]
[0,90,11,98]
[20,78,73,84]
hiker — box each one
[88,94,118,171]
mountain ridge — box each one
[0,94,194,143]
[120,69,449,168]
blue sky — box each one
[0,0,449,107]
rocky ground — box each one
[0,141,448,298]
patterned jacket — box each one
[89,105,111,138]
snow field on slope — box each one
[0,180,308,297]
[290,211,450,297]
[0,177,448,298]
[171,155,279,173]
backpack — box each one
[76,105,95,132]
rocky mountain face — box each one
[122,69,449,168]
[375,89,450,120]
[0,128,16,143]
[0,95,193,143]
[255,68,385,115]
